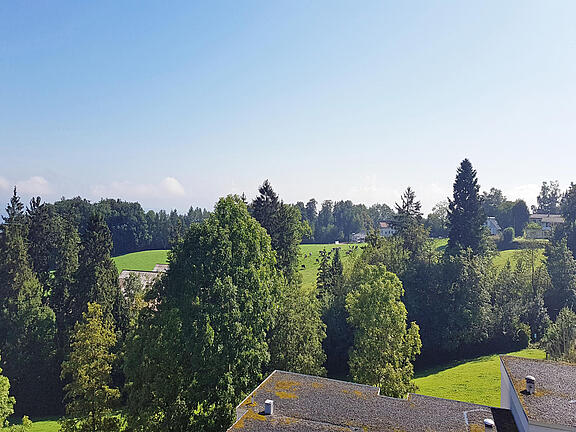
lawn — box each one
[492,248,545,270]
[113,245,364,291]
[431,237,448,252]
[113,250,169,273]
[413,348,546,407]
[298,243,363,291]
[29,418,59,432]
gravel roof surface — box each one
[229,370,518,431]
[501,355,576,428]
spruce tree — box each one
[321,249,353,379]
[73,214,126,331]
[447,159,486,255]
[2,188,25,228]
[250,180,306,281]
[0,215,58,415]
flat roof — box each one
[501,355,576,428]
[229,370,518,431]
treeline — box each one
[295,199,393,243]
[32,196,209,256]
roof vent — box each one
[525,375,536,394]
[484,418,495,429]
[264,399,274,416]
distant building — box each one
[118,263,168,291]
[379,221,397,237]
[485,216,502,236]
[350,231,366,243]
[229,355,576,431]
[525,213,564,239]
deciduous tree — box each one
[60,303,122,432]
[346,264,421,397]
[125,196,279,431]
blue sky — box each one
[1,1,575,213]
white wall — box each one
[500,360,575,432]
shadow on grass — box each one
[414,351,511,379]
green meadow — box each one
[113,249,169,273]
[113,244,364,291]
[414,348,546,407]
[492,248,545,270]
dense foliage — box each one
[2,158,576,430]
[60,303,122,432]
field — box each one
[113,250,169,272]
[29,419,59,432]
[414,348,545,407]
[113,245,364,291]
[492,248,545,270]
[299,243,363,290]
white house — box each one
[350,231,366,243]
[379,221,397,237]
[526,214,564,239]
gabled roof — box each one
[500,355,576,428]
[529,214,565,224]
[486,217,502,230]
[229,370,518,431]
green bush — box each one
[503,227,515,244]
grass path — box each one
[413,348,545,407]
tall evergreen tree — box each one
[321,249,353,379]
[250,180,306,280]
[2,188,25,228]
[73,214,126,332]
[511,200,530,237]
[447,159,486,255]
[0,212,58,416]
[395,187,429,257]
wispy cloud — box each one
[91,177,187,200]
[16,176,54,195]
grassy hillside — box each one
[299,243,363,290]
[492,248,545,270]
[29,419,59,432]
[414,348,545,407]
[113,250,169,272]
[113,245,364,291]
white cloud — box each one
[503,183,540,208]
[160,177,186,196]
[91,177,187,200]
[16,176,53,195]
